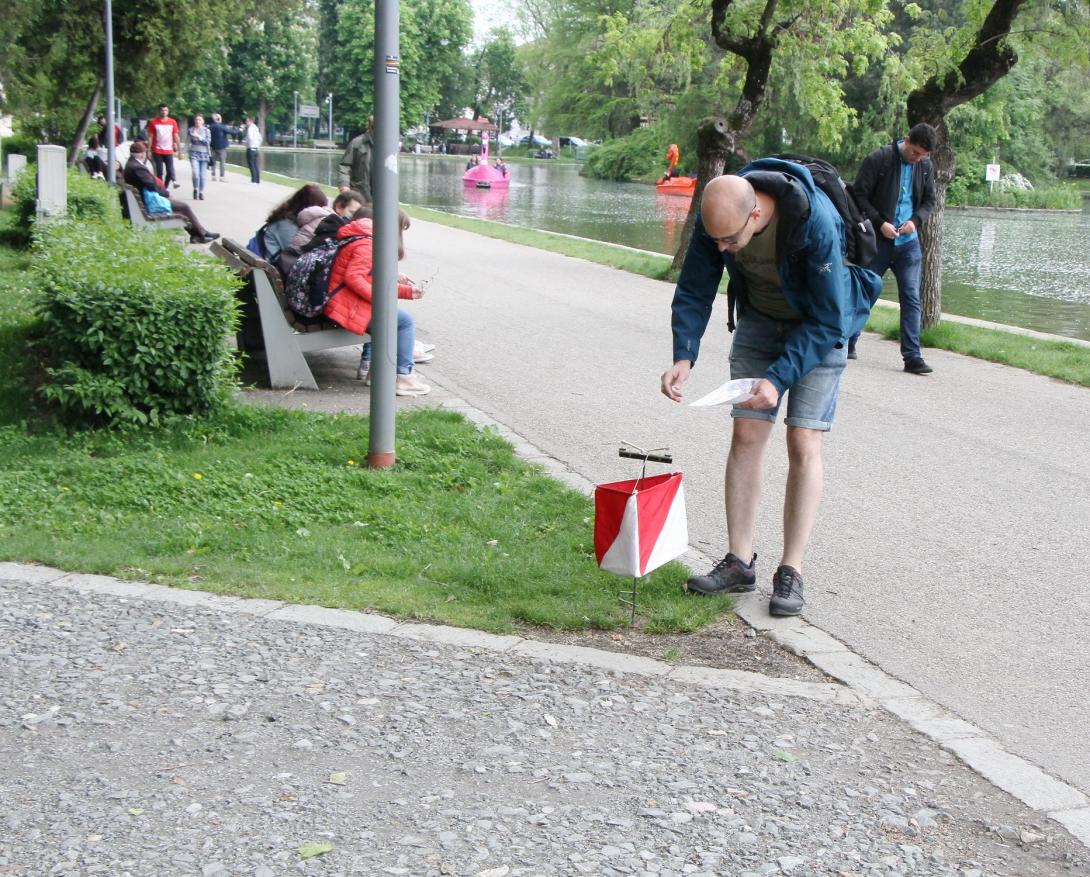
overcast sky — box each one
[470,0,520,42]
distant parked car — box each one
[558,136,589,148]
[518,134,551,148]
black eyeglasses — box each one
[707,210,753,247]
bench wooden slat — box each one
[215,238,367,390]
[119,183,187,232]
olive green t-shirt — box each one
[734,215,801,321]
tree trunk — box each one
[669,0,777,271]
[68,78,103,167]
[906,0,1027,327]
[258,98,268,143]
[669,116,736,272]
[916,121,953,328]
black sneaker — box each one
[847,341,857,360]
[685,553,756,595]
[904,357,933,375]
[769,565,805,616]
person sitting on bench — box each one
[123,141,219,244]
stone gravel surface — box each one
[1,576,1086,877]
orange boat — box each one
[656,176,696,195]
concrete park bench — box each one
[211,238,367,391]
[118,182,187,232]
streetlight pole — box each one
[327,93,333,145]
[103,0,117,182]
[367,0,400,469]
[293,91,298,150]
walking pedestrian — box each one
[187,114,211,200]
[244,116,263,184]
[661,160,882,617]
[146,104,181,189]
[847,123,938,374]
[209,113,230,181]
[337,116,374,202]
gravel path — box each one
[2,574,1086,877]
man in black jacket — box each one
[123,142,219,244]
[850,123,938,374]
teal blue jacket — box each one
[671,158,883,394]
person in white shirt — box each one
[244,116,263,183]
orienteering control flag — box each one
[594,472,687,577]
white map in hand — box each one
[688,378,761,407]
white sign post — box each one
[299,104,320,119]
[36,144,67,218]
[8,154,27,184]
[985,162,1001,195]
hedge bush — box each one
[11,167,37,238]
[33,220,241,427]
[0,133,39,157]
[11,166,122,241]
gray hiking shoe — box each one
[685,553,756,595]
[769,565,805,616]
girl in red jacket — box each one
[323,209,431,396]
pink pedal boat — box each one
[463,131,509,189]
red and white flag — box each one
[594,472,687,577]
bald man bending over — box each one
[661,159,881,616]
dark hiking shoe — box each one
[847,341,858,360]
[769,565,805,616]
[685,553,756,595]
[904,357,933,375]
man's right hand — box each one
[660,360,692,402]
[337,185,349,192]
[880,221,899,240]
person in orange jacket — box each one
[323,211,431,396]
[663,143,680,180]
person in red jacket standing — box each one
[323,212,431,396]
[147,104,181,189]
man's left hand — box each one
[737,378,779,410]
[897,220,916,236]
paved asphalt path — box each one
[188,164,1090,800]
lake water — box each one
[238,147,1090,342]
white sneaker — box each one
[395,372,431,396]
[415,341,436,355]
[413,351,435,364]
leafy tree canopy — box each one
[327,0,475,136]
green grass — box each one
[0,404,717,634]
[0,208,718,634]
[949,186,1082,210]
[866,306,1090,386]
[403,204,675,281]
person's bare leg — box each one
[781,426,824,570]
[725,417,775,560]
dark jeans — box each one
[246,148,260,183]
[851,236,923,361]
[152,152,176,187]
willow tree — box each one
[904,0,1090,326]
[669,0,894,270]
